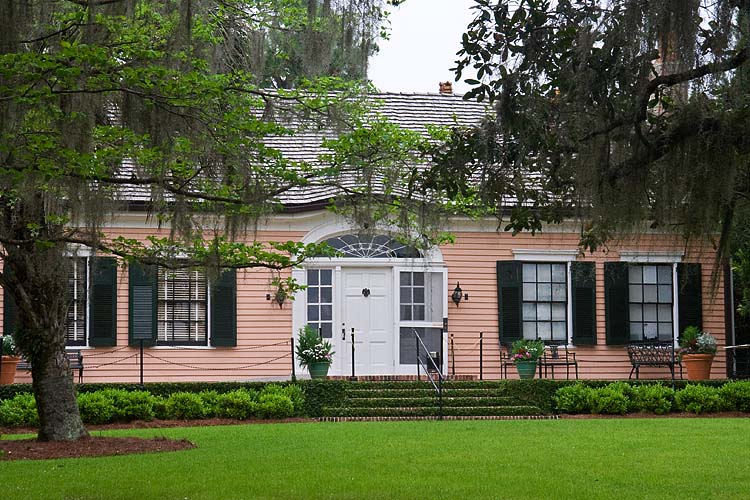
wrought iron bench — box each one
[17,350,84,383]
[626,342,682,380]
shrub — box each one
[257,393,294,419]
[553,384,594,414]
[97,389,155,422]
[153,396,169,420]
[0,393,38,427]
[281,384,305,416]
[198,390,220,418]
[591,387,629,415]
[606,382,639,412]
[634,384,674,414]
[675,384,723,414]
[77,392,116,424]
[164,392,207,420]
[718,381,750,411]
[216,389,258,420]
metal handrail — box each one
[413,328,443,420]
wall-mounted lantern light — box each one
[266,286,287,309]
[452,282,468,307]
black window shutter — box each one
[3,267,17,337]
[128,261,157,346]
[677,263,703,337]
[90,257,118,347]
[497,261,522,346]
[604,262,630,345]
[211,269,236,347]
[571,261,597,345]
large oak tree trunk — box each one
[3,235,89,441]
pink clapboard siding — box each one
[3,223,727,382]
[443,230,726,380]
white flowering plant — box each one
[510,338,546,364]
[679,326,717,355]
[295,325,334,368]
[2,335,18,356]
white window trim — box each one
[619,251,683,263]
[512,249,579,262]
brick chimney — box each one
[439,81,453,95]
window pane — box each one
[523,321,537,339]
[537,322,551,339]
[523,283,537,301]
[552,264,566,283]
[523,303,536,320]
[320,270,332,285]
[413,305,425,321]
[657,265,672,284]
[307,270,319,285]
[538,265,551,282]
[629,285,642,302]
[400,272,411,286]
[413,273,424,286]
[321,287,332,303]
[307,305,319,321]
[658,285,672,303]
[321,323,333,339]
[629,266,642,284]
[400,286,411,304]
[320,305,332,321]
[658,322,672,340]
[537,303,551,321]
[630,322,643,340]
[537,284,551,301]
[630,304,643,322]
[643,266,657,284]
[307,287,319,303]
[400,305,411,321]
[552,322,566,341]
[523,264,536,283]
[413,287,425,304]
[643,304,658,322]
[552,283,566,301]
[643,322,658,340]
[658,304,672,322]
[551,303,566,321]
[643,285,658,303]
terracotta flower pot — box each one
[681,353,714,380]
[0,355,21,385]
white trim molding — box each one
[619,251,683,263]
[512,249,580,262]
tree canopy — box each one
[452,0,750,256]
[0,0,413,441]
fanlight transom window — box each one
[323,234,422,259]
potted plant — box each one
[679,326,717,380]
[510,338,545,379]
[1,335,21,385]
[295,325,334,379]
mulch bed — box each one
[0,417,311,461]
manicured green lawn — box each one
[2,419,749,499]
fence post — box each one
[480,331,484,381]
[415,331,420,380]
[350,328,356,380]
[450,334,455,377]
[291,337,296,382]
[139,339,144,389]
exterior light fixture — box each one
[266,287,287,309]
[452,283,468,306]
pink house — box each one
[2,93,732,383]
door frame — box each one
[292,258,448,376]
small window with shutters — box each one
[157,267,208,346]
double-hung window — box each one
[628,264,673,342]
[398,270,445,365]
[522,263,568,342]
[157,268,208,346]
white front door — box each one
[340,268,393,375]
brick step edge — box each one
[317,415,560,422]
